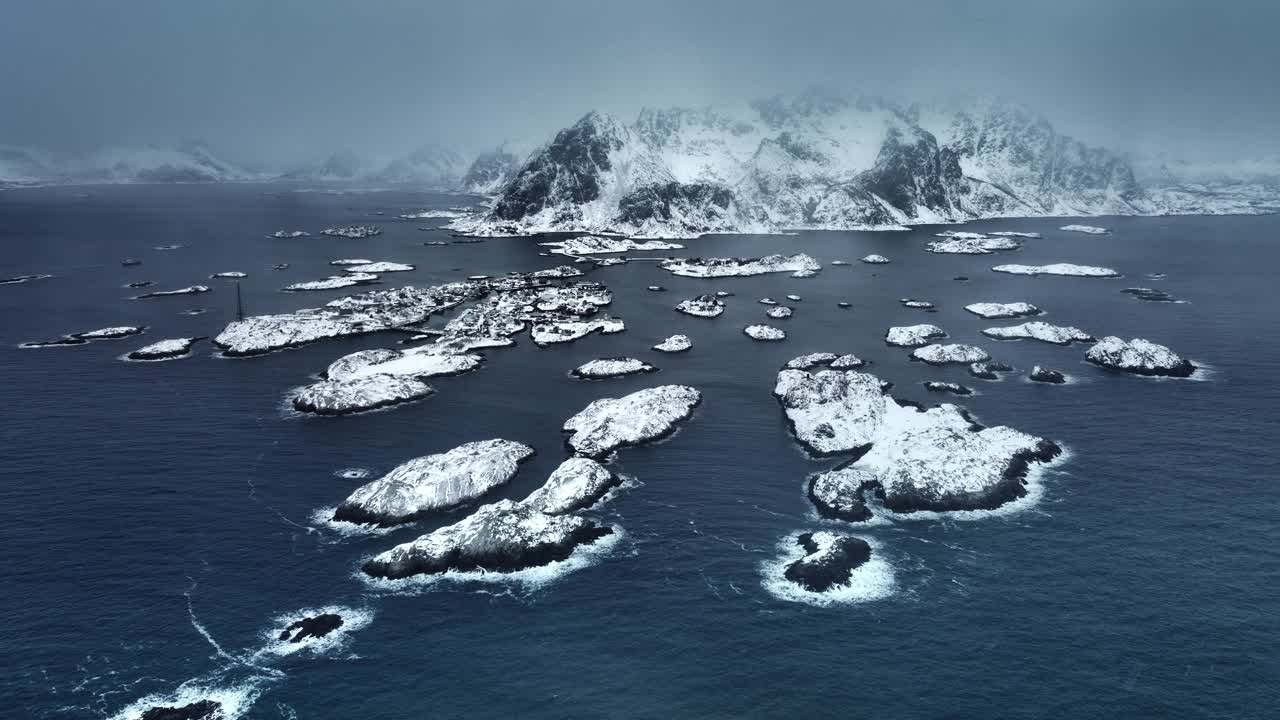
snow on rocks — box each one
[571,357,657,379]
[1060,224,1109,234]
[271,230,309,238]
[23,325,146,348]
[766,306,793,319]
[911,343,991,365]
[788,370,1061,515]
[675,294,725,318]
[964,302,1042,319]
[924,381,973,396]
[647,285,666,292]
[781,531,873,592]
[283,273,379,291]
[215,282,485,356]
[884,324,946,347]
[968,361,1013,380]
[530,316,625,346]
[759,297,778,305]
[981,321,1093,345]
[831,260,850,266]
[321,225,382,238]
[332,439,535,526]
[1085,336,1195,377]
[786,294,802,302]
[1029,366,1067,384]
[860,254,890,264]
[209,271,247,279]
[830,354,866,369]
[899,298,934,309]
[521,457,621,515]
[926,235,1021,254]
[990,231,1041,238]
[126,337,205,361]
[293,375,436,415]
[562,385,701,458]
[360,499,614,580]
[344,261,415,273]
[540,236,684,256]
[744,324,786,341]
[992,263,1119,278]
[784,352,840,370]
[398,210,468,219]
[772,369,890,456]
[660,253,820,278]
[133,285,211,299]
[653,334,692,353]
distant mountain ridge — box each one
[452,92,1201,237]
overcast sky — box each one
[2,0,1276,167]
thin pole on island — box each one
[235,280,245,322]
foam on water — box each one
[759,533,896,606]
[359,525,627,595]
[252,605,375,659]
[109,680,265,720]
[307,506,403,538]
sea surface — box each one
[2,184,1277,719]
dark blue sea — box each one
[2,184,1277,719]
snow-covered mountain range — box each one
[451,92,1280,237]
[0,141,260,186]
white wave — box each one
[307,506,403,538]
[759,532,896,606]
[251,605,375,659]
[108,681,264,720]
[359,525,626,594]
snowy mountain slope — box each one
[455,92,1213,237]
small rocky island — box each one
[332,439,535,526]
[571,357,657,379]
[1086,336,1195,377]
[782,531,873,592]
[562,385,701,458]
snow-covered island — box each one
[860,254,890,264]
[969,360,1014,380]
[653,334,692,353]
[571,357,657,379]
[1060,224,1109,234]
[521,457,621,515]
[924,381,973,396]
[675,294,726,318]
[1085,336,1195,377]
[133,285,211,299]
[343,261,415,273]
[321,225,382,239]
[884,324,947,347]
[126,337,205,361]
[283,273,380,292]
[982,321,1093,345]
[964,302,1042,319]
[562,385,701,458]
[361,499,614,580]
[1030,366,1067,384]
[540,236,685,257]
[660,253,820,278]
[271,230,309,238]
[927,234,1022,254]
[781,531,874,593]
[766,306,793,319]
[744,324,786,341]
[911,343,991,365]
[209,271,247,279]
[992,263,1119,278]
[783,368,1061,514]
[332,439,535,527]
[22,325,146,348]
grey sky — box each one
[2,0,1276,166]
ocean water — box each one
[2,184,1277,719]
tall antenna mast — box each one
[235,280,245,322]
